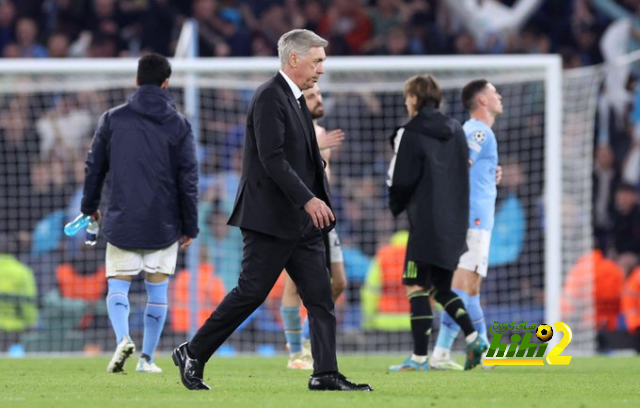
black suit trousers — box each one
[188,219,338,374]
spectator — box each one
[318,0,372,55]
[250,31,275,56]
[88,0,123,39]
[198,196,242,293]
[442,0,543,52]
[87,32,119,57]
[15,17,47,58]
[593,145,620,251]
[361,230,410,331]
[363,0,403,54]
[490,159,527,267]
[140,0,177,56]
[371,25,410,56]
[193,0,230,57]
[47,31,70,58]
[0,234,39,337]
[1,41,17,57]
[258,4,294,50]
[562,249,625,332]
[301,0,324,33]
[0,0,16,56]
[170,263,226,333]
[621,265,640,353]
[609,182,640,275]
[453,31,478,55]
[0,94,39,239]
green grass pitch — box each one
[1,355,637,408]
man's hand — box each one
[90,210,102,222]
[496,165,503,185]
[180,235,193,251]
[304,197,335,229]
[317,128,345,150]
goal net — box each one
[0,55,601,357]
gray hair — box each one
[277,29,328,67]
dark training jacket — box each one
[81,84,198,249]
[387,108,469,271]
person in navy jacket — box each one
[81,53,198,375]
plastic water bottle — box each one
[63,214,91,236]
[85,220,100,246]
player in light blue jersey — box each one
[431,79,502,370]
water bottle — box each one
[63,213,91,236]
[85,220,100,246]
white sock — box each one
[433,346,451,360]
[411,354,427,364]
[465,331,478,344]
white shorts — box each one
[457,229,492,277]
[328,229,343,263]
[106,241,179,277]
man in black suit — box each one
[172,29,372,392]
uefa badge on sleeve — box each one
[472,130,486,143]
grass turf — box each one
[1,355,638,408]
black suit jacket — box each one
[228,73,333,239]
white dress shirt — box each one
[279,69,303,106]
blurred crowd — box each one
[2,0,640,352]
[0,0,633,66]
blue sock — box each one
[281,306,302,353]
[302,316,310,341]
[142,280,169,362]
[435,289,469,351]
[467,294,488,343]
[106,279,131,344]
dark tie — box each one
[298,95,315,135]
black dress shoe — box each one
[308,372,373,391]
[172,342,210,391]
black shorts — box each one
[402,260,454,292]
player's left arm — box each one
[467,128,501,184]
[466,128,485,166]
[81,112,111,215]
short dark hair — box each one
[403,75,442,110]
[137,53,172,86]
[461,79,489,111]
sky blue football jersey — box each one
[464,118,498,231]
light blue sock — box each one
[302,316,310,341]
[106,279,131,344]
[142,280,169,362]
[281,306,302,353]
[435,289,469,351]
[467,294,488,343]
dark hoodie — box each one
[81,85,198,249]
[387,108,469,271]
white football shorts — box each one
[457,228,492,277]
[106,241,179,277]
[328,229,344,263]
